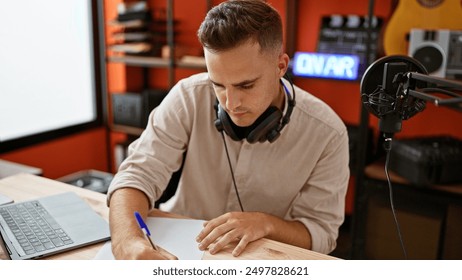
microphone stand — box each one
[402,72,462,112]
[353,56,462,259]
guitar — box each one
[383,0,462,55]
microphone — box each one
[361,55,428,138]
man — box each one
[107,0,349,260]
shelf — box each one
[107,55,206,69]
[107,55,169,67]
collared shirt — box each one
[107,73,350,254]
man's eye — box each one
[240,84,254,90]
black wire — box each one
[221,132,245,212]
[383,137,407,259]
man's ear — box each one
[277,53,290,78]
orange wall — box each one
[0,128,109,179]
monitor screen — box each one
[0,0,105,153]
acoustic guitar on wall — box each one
[383,0,462,55]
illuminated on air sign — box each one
[292,52,360,81]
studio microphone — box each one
[361,55,428,138]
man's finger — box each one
[198,223,233,250]
[232,236,251,257]
[208,230,240,254]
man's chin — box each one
[230,117,253,127]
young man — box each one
[107,0,349,260]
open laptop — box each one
[0,192,110,260]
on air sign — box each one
[292,52,360,81]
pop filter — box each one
[361,55,428,136]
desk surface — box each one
[0,173,337,260]
[0,159,42,179]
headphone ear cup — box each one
[246,107,282,144]
[216,104,241,141]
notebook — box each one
[0,192,110,260]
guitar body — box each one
[383,0,462,55]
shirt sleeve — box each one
[288,126,350,254]
[106,83,191,209]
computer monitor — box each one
[0,0,106,153]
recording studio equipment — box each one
[112,92,145,128]
[409,29,449,77]
[112,89,168,128]
[446,30,462,79]
[360,55,428,137]
[361,55,462,259]
[408,29,462,78]
[389,136,462,186]
[214,78,296,144]
[361,55,462,137]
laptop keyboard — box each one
[0,200,74,255]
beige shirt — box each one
[107,73,350,254]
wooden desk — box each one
[0,159,42,179]
[0,173,337,260]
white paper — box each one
[94,217,205,260]
[0,193,14,205]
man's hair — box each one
[197,0,283,55]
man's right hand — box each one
[108,188,177,260]
[112,236,177,260]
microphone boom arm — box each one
[403,72,462,112]
[361,55,462,137]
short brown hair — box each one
[197,0,283,55]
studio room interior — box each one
[1,0,462,261]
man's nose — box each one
[225,88,241,111]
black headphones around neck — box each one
[214,77,296,144]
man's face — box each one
[205,40,287,127]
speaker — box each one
[112,89,168,128]
[408,29,451,78]
[408,29,462,79]
[446,31,462,79]
[112,92,144,128]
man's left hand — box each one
[196,211,271,257]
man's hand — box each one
[109,188,178,260]
[112,236,177,260]
[196,212,272,257]
[196,211,312,257]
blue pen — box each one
[134,211,158,251]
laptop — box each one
[0,192,110,260]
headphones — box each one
[214,76,296,144]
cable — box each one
[383,137,408,259]
[221,132,245,212]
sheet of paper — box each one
[94,217,205,260]
[0,193,14,205]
